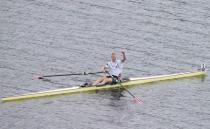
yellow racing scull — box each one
[1,70,207,102]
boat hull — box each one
[1,70,207,102]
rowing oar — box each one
[36,71,103,79]
[106,72,143,104]
[118,82,143,104]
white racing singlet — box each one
[105,60,123,77]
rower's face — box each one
[111,53,116,61]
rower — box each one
[92,52,126,86]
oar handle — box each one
[87,71,104,75]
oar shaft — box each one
[42,73,83,77]
[104,72,143,103]
[118,81,143,103]
[123,87,136,98]
[38,71,103,79]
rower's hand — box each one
[103,68,109,74]
[101,66,108,73]
[121,51,126,62]
[121,51,125,58]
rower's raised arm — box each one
[121,51,126,63]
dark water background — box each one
[0,0,210,129]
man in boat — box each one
[92,52,126,86]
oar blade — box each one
[133,98,144,104]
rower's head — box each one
[111,53,116,62]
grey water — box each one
[0,0,210,129]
